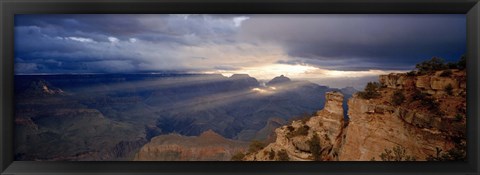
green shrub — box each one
[379,145,417,161]
[406,71,416,76]
[426,142,466,161]
[276,149,290,161]
[231,152,245,161]
[457,55,466,70]
[288,112,315,124]
[286,125,295,132]
[415,57,447,75]
[412,90,428,101]
[268,149,276,160]
[422,97,439,111]
[358,82,382,99]
[287,125,310,138]
[308,133,322,161]
[440,69,453,77]
[248,140,265,153]
[444,84,453,95]
[391,90,405,106]
[455,114,464,122]
[411,90,439,111]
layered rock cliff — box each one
[134,130,248,161]
[341,69,466,160]
[244,91,346,161]
[245,69,466,161]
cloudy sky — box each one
[14,14,466,88]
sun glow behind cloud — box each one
[14,14,465,89]
[209,63,405,82]
[211,63,317,80]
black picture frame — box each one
[1,0,479,174]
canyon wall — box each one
[246,69,466,161]
[134,130,248,161]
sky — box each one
[14,14,466,89]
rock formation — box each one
[244,91,346,161]
[21,79,65,97]
[266,75,291,86]
[134,130,248,161]
[245,69,466,161]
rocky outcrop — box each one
[338,96,458,160]
[246,69,465,161]
[339,69,466,160]
[134,130,248,161]
[266,75,291,86]
[379,69,466,96]
[21,79,65,97]
[244,91,346,161]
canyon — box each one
[245,69,466,161]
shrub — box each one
[379,145,417,161]
[440,69,453,77]
[391,90,405,106]
[421,97,439,111]
[358,82,382,99]
[455,114,464,122]
[406,71,416,76]
[444,84,453,96]
[268,149,276,160]
[248,140,265,153]
[286,125,295,132]
[277,149,290,161]
[308,133,322,161]
[288,112,315,124]
[446,62,458,69]
[415,57,447,75]
[287,125,310,138]
[457,55,466,70]
[412,90,428,101]
[426,142,466,161]
[231,152,245,161]
[411,90,439,111]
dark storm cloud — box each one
[14,14,246,73]
[14,14,466,74]
[240,14,466,71]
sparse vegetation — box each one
[440,69,453,77]
[391,90,405,106]
[426,142,466,161]
[455,114,464,122]
[287,125,310,138]
[288,112,316,124]
[308,133,322,161]
[268,149,276,160]
[248,140,266,154]
[411,90,439,112]
[379,145,417,161]
[415,57,447,75]
[457,55,466,70]
[444,84,453,96]
[286,125,295,132]
[231,152,245,161]
[406,71,416,76]
[414,56,465,75]
[357,82,382,99]
[277,149,290,161]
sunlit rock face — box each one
[379,69,466,96]
[246,69,466,161]
[134,130,248,161]
[339,69,466,160]
[244,91,346,161]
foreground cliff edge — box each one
[243,68,466,161]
